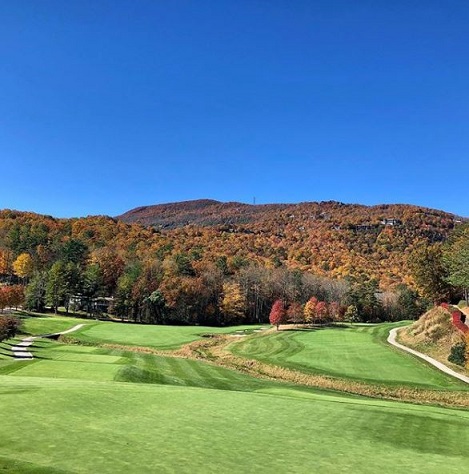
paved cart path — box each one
[387,327,469,384]
[11,324,85,360]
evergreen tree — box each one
[24,272,48,312]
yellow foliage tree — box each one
[12,253,34,280]
[304,297,318,324]
[221,282,245,323]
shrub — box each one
[0,316,21,341]
[448,342,467,367]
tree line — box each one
[2,245,423,325]
[2,210,468,327]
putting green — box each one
[18,314,267,349]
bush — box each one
[448,342,467,367]
[0,315,21,341]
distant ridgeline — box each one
[117,199,461,287]
[0,201,467,325]
[0,200,462,290]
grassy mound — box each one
[19,315,90,336]
[74,322,266,349]
[399,307,467,371]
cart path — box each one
[11,324,85,360]
[387,327,469,384]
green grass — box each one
[0,339,286,393]
[74,321,267,349]
[16,312,267,349]
[0,375,468,473]
[229,323,469,390]
[0,340,14,359]
[18,314,94,336]
[2,320,469,472]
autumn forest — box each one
[0,200,467,328]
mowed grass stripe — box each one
[116,350,283,393]
[0,376,468,473]
[182,358,227,389]
[167,357,210,388]
[115,352,237,391]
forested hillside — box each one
[119,200,459,287]
[0,201,464,325]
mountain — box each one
[116,199,464,287]
[117,199,461,244]
[118,199,286,228]
[0,200,464,291]
[118,199,461,231]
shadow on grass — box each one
[0,341,16,348]
[280,323,351,332]
[14,309,110,321]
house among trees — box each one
[381,218,402,226]
[69,295,114,315]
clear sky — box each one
[1,1,468,217]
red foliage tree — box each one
[0,315,21,341]
[0,285,24,313]
[315,301,328,325]
[287,302,304,325]
[269,299,286,330]
[329,301,341,321]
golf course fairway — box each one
[229,323,469,390]
[1,317,468,473]
[1,375,468,473]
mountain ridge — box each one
[1,200,466,289]
[117,198,464,230]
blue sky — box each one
[1,1,468,217]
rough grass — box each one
[400,307,468,373]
